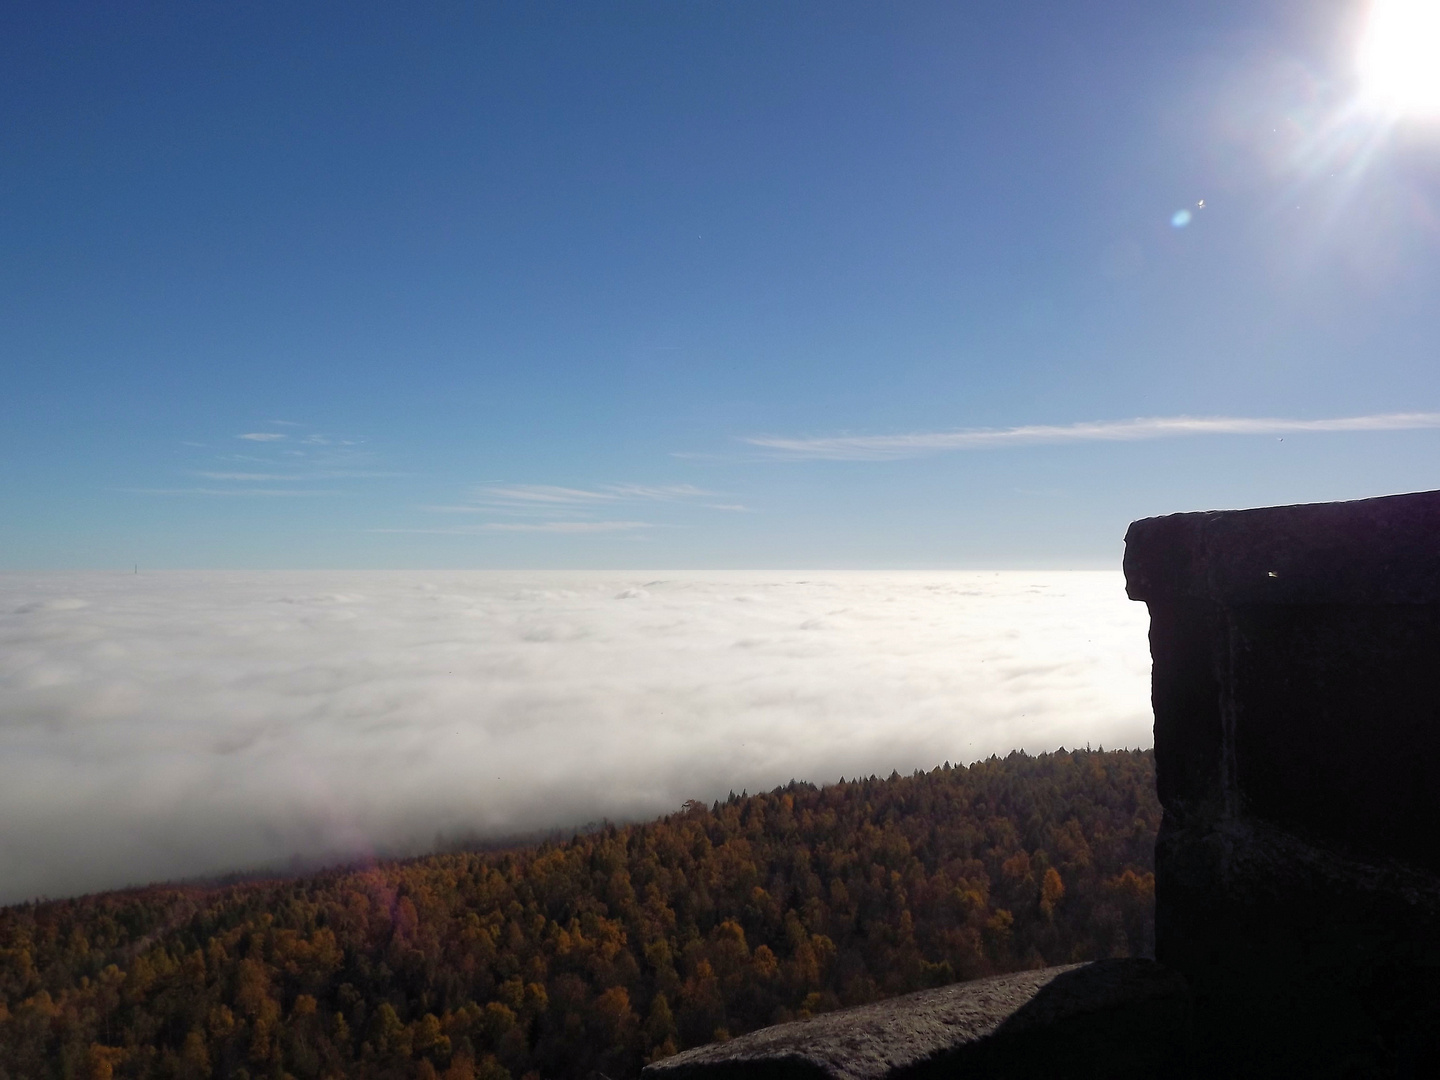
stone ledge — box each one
[1123,488,1440,605]
[642,959,1190,1080]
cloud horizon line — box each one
[744,411,1440,460]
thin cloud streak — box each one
[482,485,620,505]
[370,521,653,534]
[470,483,716,507]
[746,412,1440,460]
[120,487,339,497]
[605,484,713,500]
[194,472,294,481]
[124,425,389,497]
[479,521,653,533]
[410,482,724,532]
[194,471,405,481]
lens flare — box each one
[1171,209,1192,228]
[1359,0,1440,117]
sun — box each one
[1358,0,1440,117]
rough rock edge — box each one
[644,960,1185,1080]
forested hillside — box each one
[0,749,1158,1080]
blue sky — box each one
[3,0,1439,568]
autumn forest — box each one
[0,749,1158,1080]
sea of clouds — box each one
[0,572,1152,904]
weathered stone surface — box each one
[1125,487,1440,1076]
[643,959,1191,1080]
[1123,488,1440,606]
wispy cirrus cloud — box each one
[371,521,653,535]
[423,482,718,518]
[194,472,296,481]
[745,411,1440,461]
[402,481,724,536]
[476,485,620,506]
[120,487,338,497]
[605,483,714,500]
[235,428,358,447]
[131,425,387,500]
[480,520,653,533]
[457,483,715,509]
[194,470,403,481]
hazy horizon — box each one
[0,569,1150,904]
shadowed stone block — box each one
[1124,488,1440,1076]
[643,959,1190,1080]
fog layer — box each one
[0,572,1150,903]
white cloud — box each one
[119,487,337,497]
[466,483,717,508]
[481,485,622,505]
[0,571,1151,903]
[127,431,393,497]
[413,482,724,531]
[603,483,714,500]
[746,411,1440,460]
[479,521,654,533]
[194,470,404,482]
[194,472,293,481]
[369,521,653,535]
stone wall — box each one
[1124,488,1440,1075]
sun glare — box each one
[1358,0,1440,117]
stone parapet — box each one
[1124,487,1440,1075]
